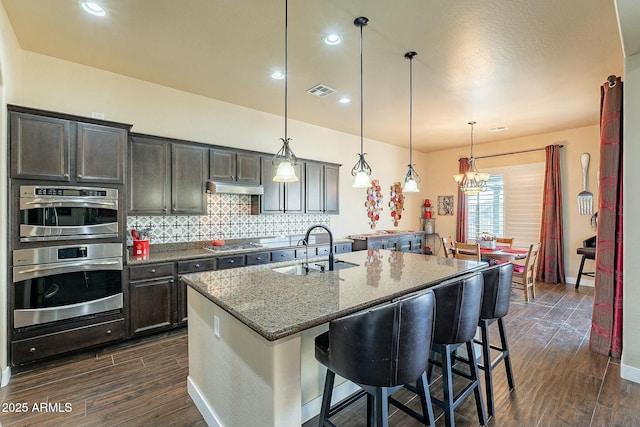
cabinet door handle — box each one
[30,347,36,353]
[228,259,235,264]
[255,256,262,260]
[195,263,200,268]
[169,279,175,283]
[77,174,83,178]
[150,269,156,273]
[63,173,69,178]
[106,330,112,335]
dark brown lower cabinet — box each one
[128,262,177,336]
[129,277,175,336]
[12,318,125,365]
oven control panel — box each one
[58,246,88,259]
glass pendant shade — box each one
[403,178,419,192]
[353,170,371,188]
[273,160,298,182]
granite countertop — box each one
[126,235,353,265]
[182,250,487,341]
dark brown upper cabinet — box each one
[260,156,304,214]
[172,143,208,214]
[209,148,260,185]
[9,107,129,184]
[128,134,207,215]
[305,162,340,214]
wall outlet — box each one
[90,111,105,119]
[214,315,220,338]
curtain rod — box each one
[475,145,564,160]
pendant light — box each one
[272,0,299,182]
[402,51,421,193]
[453,121,490,195]
[351,16,372,188]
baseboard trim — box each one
[565,276,594,287]
[621,357,640,384]
[1,366,10,387]
[301,380,360,423]
[187,376,223,427]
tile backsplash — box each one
[126,193,330,244]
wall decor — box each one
[365,179,383,229]
[438,195,454,216]
[389,182,405,227]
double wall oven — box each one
[11,185,125,362]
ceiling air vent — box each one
[307,84,336,98]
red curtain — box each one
[536,145,566,284]
[590,76,623,358]
[455,158,470,242]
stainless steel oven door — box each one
[19,185,119,242]
[12,243,123,328]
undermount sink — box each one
[272,260,359,276]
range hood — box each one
[206,181,264,195]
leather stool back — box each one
[432,272,484,345]
[427,272,487,427]
[315,291,436,426]
[480,262,513,320]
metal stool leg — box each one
[575,255,587,289]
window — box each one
[466,163,544,247]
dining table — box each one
[455,245,529,263]
[478,246,529,263]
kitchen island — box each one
[183,249,486,427]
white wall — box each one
[621,52,640,382]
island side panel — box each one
[187,287,302,427]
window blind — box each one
[466,162,544,247]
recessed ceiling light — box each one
[338,97,351,104]
[488,126,509,132]
[324,34,342,45]
[79,1,107,17]
[271,72,285,80]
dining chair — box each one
[441,236,454,258]
[454,242,481,262]
[496,237,514,247]
[511,242,541,302]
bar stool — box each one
[477,263,516,418]
[315,291,436,427]
[426,272,487,427]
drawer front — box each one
[316,245,331,256]
[216,255,245,270]
[271,249,295,262]
[178,258,215,274]
[12,319,125,365]
[246,251,271,265]
[409,239,424,252]
[129,262,175,280]
[335,243,352,254]
[367,239,383,250]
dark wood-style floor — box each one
[1,282,639,427]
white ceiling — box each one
[1,0,624,153]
